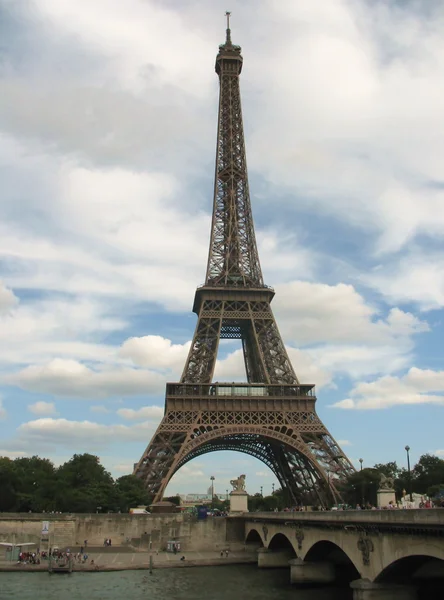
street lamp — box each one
[260,486,263,497]
[358,459,364,507]
[272,483,275,494]
[226,489,229,502]
[405,445,413,502]
[210,476,215,509]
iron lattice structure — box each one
[134,24,355,506]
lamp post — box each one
[405,445,413,502]
[260,486,263,497]
[226,489,229,502]
[359,459,364,507]
[210,476,215,509]
[272,483,275,494]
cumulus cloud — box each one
[362,253,444,312]
[28,401,57,416]
[274,282,429,346]
[120,336,190,371]
[331,367,444,410]
[336,439,352,447]
[117,405,164,421]
[16,417,159,449]
[6,359,165,398]
[213,346,333,388]
[0,281,18,314]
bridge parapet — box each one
[244,508,444,528]
[241,509,444,593]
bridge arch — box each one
[268,532,297,555]
[376,554,444,584]
[304,540,360,583]
[245,528,264,549]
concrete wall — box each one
[0,513,241,552]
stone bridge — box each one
[239,510,444,599]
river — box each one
[0,565,352,599]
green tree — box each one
[0,457,18,511]
[55,453,115,512]
[412,454,444,494]
[164,495,181,506]
[342,468,381,507]
[373,461,400,479]
[116,475,150,512]
[13,456,57,512]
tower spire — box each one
[206,13,263,288]
[225,10,232,44]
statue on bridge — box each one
[379,473,395,490]
[230,474,246,492]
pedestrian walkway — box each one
[0,550,257,572]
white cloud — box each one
[274,281,429,346]
[5,359,165,399]
[0,281,18,315]
[28,401,57,416]
[16,417,160,449]
[119,336,190,371]
[117,405,164,421]
[166,463,207,494]
[0,450,28,459]
[331,367,444,410]
[362,253,444,311]
[336,439,352,447]
[247,1,444,254]
[255,471,271,477]
[213,346,333,389]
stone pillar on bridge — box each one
[350,578,417,600]
[289,558,335,585]
[257,547,294,568]
[229,490,248,513]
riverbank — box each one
[0,550,257,573]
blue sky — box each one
[1,0,444,497]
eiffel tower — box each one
[134,16,355,506]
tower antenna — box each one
[225,10,232,44]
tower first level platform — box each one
[135,382,354,506]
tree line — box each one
[248,454,444,511]
[1,452,443,514]
[0,453,150,513]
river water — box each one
[0,565,352,599]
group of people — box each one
[17,551,40,565]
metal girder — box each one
[133,26,355,506]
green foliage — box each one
[164,495,181,506]
[0,453,149,513]
[412,454,444,494]
[342,468,381,507]
[373,461,400,479]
